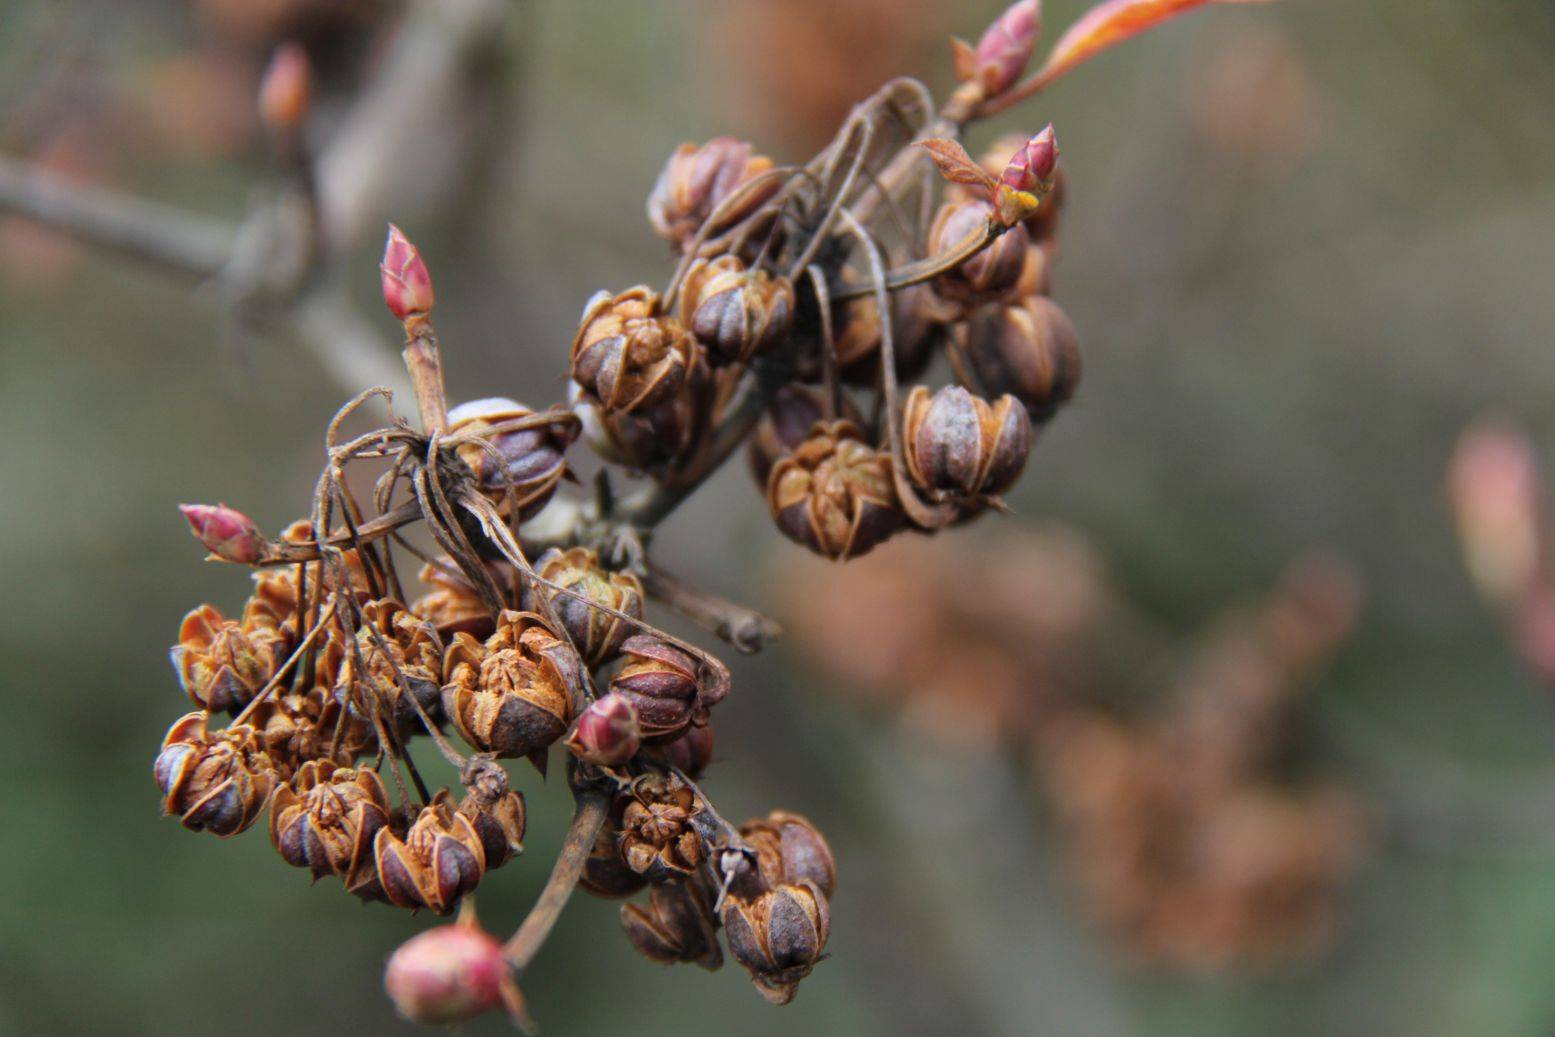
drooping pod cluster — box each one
[152,0,1266,1026]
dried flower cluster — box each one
[787,529,1366,970]
[144,0,1274,1027]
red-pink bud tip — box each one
[384,924,511,1026]
[380,223,434,322]
[975,0,1042,96]
[258,43,312,136]
[1000,124,1059,193]
[179,504,265,564]
[563,692,641,766]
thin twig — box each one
[643,561,781,654]
[0,155,233,277]
[503,786,610,970]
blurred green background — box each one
[3,1,1555,1033]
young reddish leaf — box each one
[1038,0,1275,87]
[917,138,999,194]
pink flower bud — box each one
[258,43,311,136]
[384,923,511,1026]
[380,223,434,322]
[564,692,641,766]
[974,0,1042,96]
[178,504,265,564]
[1000,125,1059,193]
[1447,418,1543,605]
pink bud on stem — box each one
[970,0,1043,96]
[258,43,312,138]
[384,919,527,1027]
[380,223,435,325]
[564,692,642,766]
[178,504,265,564]
[993,125,1060,226]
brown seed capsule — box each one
[1009,241,1053,300]
[570,286,697,416]
[409,559,516,643]
[621,878,724,970]
[641,724,715,779]
[525,547,644,669]
[569,354,712,473]
[738,811,838,898]
[955,297,1081,423]
[610,635,706,745]
[721,881,832,1005]
[154,712,281,837]
[445,397,574,522]
[457,786,527,872]
[647,137,777,250]
[269,760,391,899]
[679,254,796,364]
[334,599,444,735]
[441,611,583,759]
[170,604,285,714]
[903,385,1033,502]
[767,420,902,560]
[926,198,1029,305]
[579,794,649,900]
[748,385,856,491]
[619,772,708,883]
[564,692,642,766]
[373,791,487,914]
[257,686,373,774]
[791,281,948,387]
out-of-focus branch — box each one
[0,156,234,279]
[317,0,508,251]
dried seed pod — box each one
[641,724,715,779]
[564,692,642,766]
[955,297,1081,423]
[748,385,860,490]
[525,547,644,669]
[445,397,574,522]
[373,791,487,914]
[609,635,707,745]
[458,787,527,871]
[170,604,282,713]
[767,420,902,560]
[738,811,837,898]
[384,918,523,1026]
[154,712,281,837]
[621,878,724,970]
[721,881,832,1005]
[579,795,649,899]
[902,385,1033,503]
[569,354,713,473]
[409,560,515,642]
[791,281,947,387]
[269,760,391,899]
[276,519,373,603]
[334,599,444,735]
[647,137,777,250]
[441,611,583,759]
[679,254,796,364]
[570,286,697,416]
[619,772,708,883]
[257,686,373,771]
[926,197,1029,305]
[1009,241,1053,300]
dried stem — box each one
[504,786,610,971]
[0,155,234,278]
[643,561,781,654]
